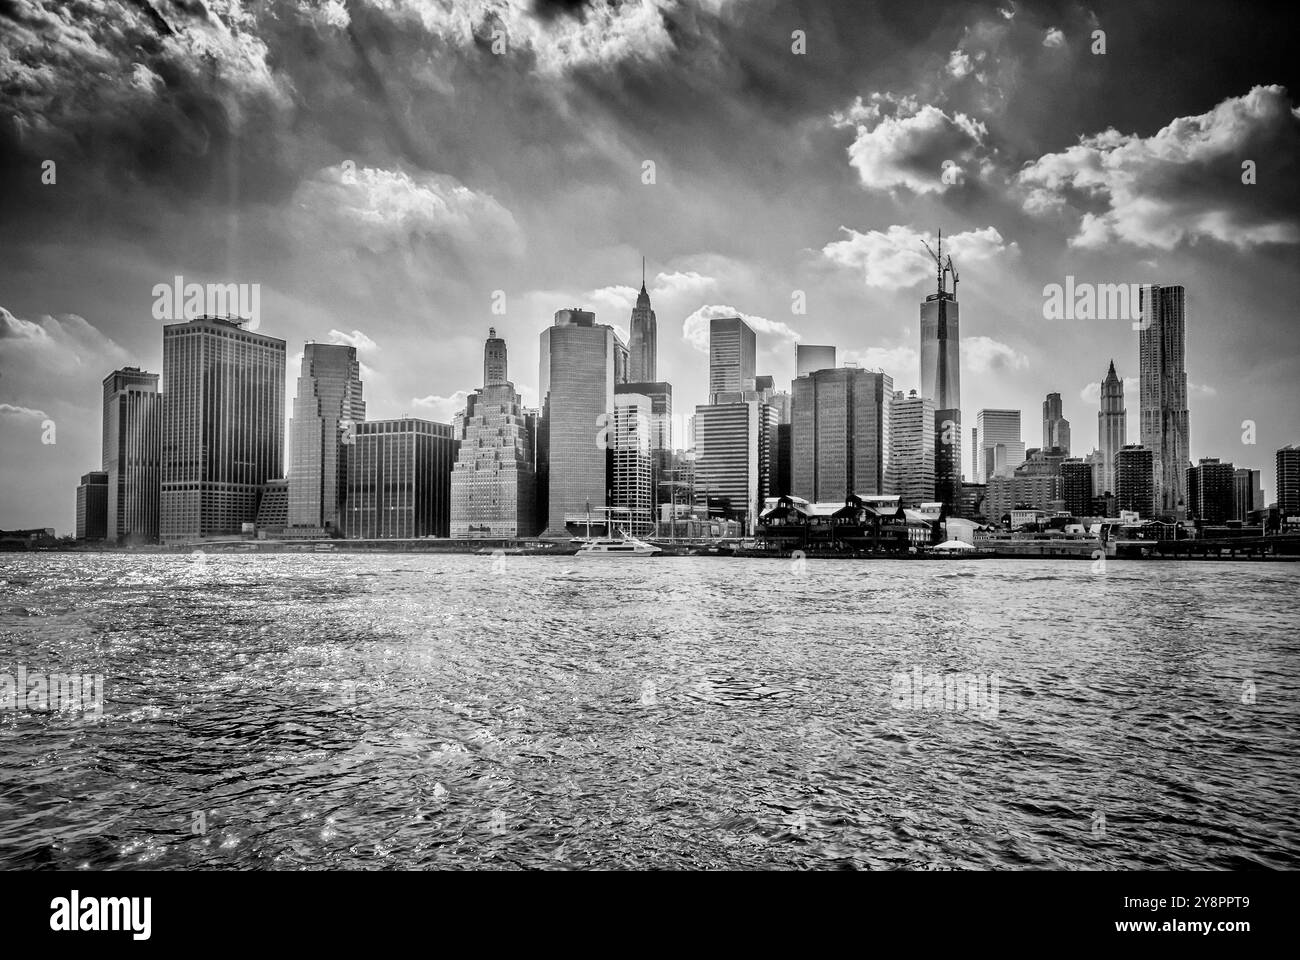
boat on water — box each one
[575,534,662,558]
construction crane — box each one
[921,229,959,300]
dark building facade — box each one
[344,419,458,538]
[1060,458,1093,517]
[1115,444,1155,516]
[1278,445,1300,517]
[791,367,892,502]
[160,317,286,541]
[75,471,108,541]
[102,367,162,544]
[1186,458,1235,523]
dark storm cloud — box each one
[531,0,592,22]
[2,0,1298,531]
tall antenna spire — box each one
[936,229,943,296]
[641,255,646,290]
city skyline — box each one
[3,2,1299,531]
[0,259,1288,534]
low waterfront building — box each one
[255,478,289,534]
[756,494,937,552]
[75,471,108,541]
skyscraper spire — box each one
[629,258,657,381]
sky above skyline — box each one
[2,0,1298,532]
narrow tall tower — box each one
[484,327,508,386]
[628,258,658,382]
[1098,360,1127,496]
[919,231,961,510]
[1043,392,1071,454]
[1139,284,1190,516]
[288,342,366,533]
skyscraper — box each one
[1115,444,1155,516]
[288,343,365,534]
[344,418,458,538]
[790,367,892,501]
[1186,458,1235,523]
[708,316,756,402]
[1276,445,1300,516]
[795,344,836,378]
[1042,392,1071,454]
[1060,459,1093,517]
[693,400,763,528]
[1139,284,1190,516]
[1232,467,1262,522]
[160,317,286,542]
[888,389,935,508]
[974,409,1025,483]
[538,308,621,538]
[1098,360,1126,496]
[920,234,961,510]
[450,329,538,538]
[102,367,161,544]
[628,261,657,383]
[611,392,654,536]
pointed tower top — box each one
[1106,358,1117,378]
[641,255,647,293]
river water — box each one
[1,553,1297,870]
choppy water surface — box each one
[1,553,1297,870]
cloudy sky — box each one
[2,0,1297,532]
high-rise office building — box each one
[795,344,836,378]
[1042,392,1071,455]
[160,317,286,542]
[709,316,756,402]
[102,367,162,543]
[1139,284,1190,516]
[1232,467,1262,522]
[75,471,108,541]
[920,238,961,510]
[344,418,458,538]
[617,381,672,513]
[1098,360,1126,496]
[791,367,892,501]
[1186,458,1235,523]
[288,343,365,534]
[1085,449,1106,497]
[1059,458,1094,517]
[617,382,672,452]
[450,329,538,539]
[1115,444,1155,516]
[627,264,657,383]
[538,308,621,538]
[974,409,1025,484]
[693,400,764,528]
[611,392,654,536]
[888,389,935,508]
[1278,445,1300,516]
